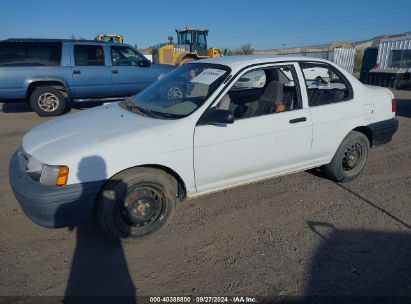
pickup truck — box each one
[0,39,175,116]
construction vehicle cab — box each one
[176,28,208,56]
[95,34,124,44]
[152,28,221,65]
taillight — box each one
[392,99,396,113]
[375,63,381,69]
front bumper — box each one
[9,152,105,228]
[368,118,399,145]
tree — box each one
[239,43,254,55]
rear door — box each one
[299,62,358,163]
[71,44,112,98]
[110,45,157,96]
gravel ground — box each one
[0,92,410,301]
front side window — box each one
[126,63,230,118]
[216,65,301,120]
[300,62,352,107]
[111,46,146,66]
[74,45,104,66]
[0,42,61,66]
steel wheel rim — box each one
[117,185,165,228]
[167,87,183,100]
[342,143,363,171]
[37,93,59,112]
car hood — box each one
[22,103,172,164]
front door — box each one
[191,31,208,56]
[194,64,313,193]
[110,45,156,96]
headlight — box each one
[19,148,69,186]
[25,155,43,181]
[40,165,69,186]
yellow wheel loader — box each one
[95,34,124,44]
[152,28,221,65]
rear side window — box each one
[300,62,352,107]
[0,42,61,66]
[74,45,105,66]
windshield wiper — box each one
[120,99,154,117]
[148,110,183,119]
[119,99,183,119]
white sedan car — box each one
[9,55,398,238]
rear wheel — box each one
[29,86,67,116]
[324,131,370,182]
[97,168,177,239]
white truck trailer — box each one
[363,35,411,89]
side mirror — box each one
[202,108,234,125]
[138,60,151,67]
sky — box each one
[0,0,410,50]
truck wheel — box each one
[324,131,370,182]
[29,86,67,116]
[97,167,177,239]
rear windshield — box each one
[0,42,62,66]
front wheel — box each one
[324,131,370,182]
[97,168,177,239]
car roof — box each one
[195,55,332,70]
[2,38,114,45]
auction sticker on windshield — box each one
[190,68,227,85]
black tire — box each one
[97,167,177,239]
[324,131,370,182]
[29,86,67,117]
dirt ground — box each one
[0,92,410,301]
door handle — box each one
[73,70,81,74]
[289,117,307,124]
[112,70,119,74]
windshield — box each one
[129,63,230,118]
